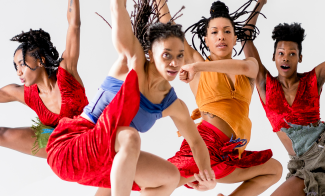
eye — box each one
[211,31,217,34]
[290,53,296,56]
[279,52,283,55]
[178,54,184,58]
[225,30,231,34]
[163,53,171,59]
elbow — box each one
[242,58,258,78]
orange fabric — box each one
[195,58,252,156]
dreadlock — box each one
[130,0,185,59]
[11,29,62,78]
[272,23,305,56]
[186,0,265,58]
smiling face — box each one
[14,49,43,86]
[273,41,302,78]
[204,17,237,59]
[149,36,185,81]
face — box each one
[149,36,185,81]
[14,49,43,86]
[273,41,302,78]
[204,17,237,59]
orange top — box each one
[195,59,252,156]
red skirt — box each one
[168,120,273,188]
[46,70,141,191]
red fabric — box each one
[46,70,141,190]
[24,66,88,127]
[260,69,320,132]
[168,120,272,189]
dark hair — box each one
[131,0,185,58]
[11,29,62,78]
[272,23,305,56]
[186,0,265,58]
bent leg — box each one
[179,158,282,196]
[135,151,180,196]
[271,176,305,196]
[111,126,141,196]
[0,127,47,158]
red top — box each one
[24,67,88,127]
[260,69,321,132]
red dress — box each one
[260,69,320,132]
[46,70,141,190]
[24,66,88,127]
[168,120,272,188]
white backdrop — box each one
[1,0,325,195]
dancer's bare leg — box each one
[94,188,111,196]
[179,158,282,196]
[271,176,305,196]
[111,126,179,196]
[0,127,47,158]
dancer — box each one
[0,0,87,158]
[46,0,215,195]
[155,0,282,195]
[242,0,325,195]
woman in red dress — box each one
[46,0,215,196]
[242,0,325,195]
[0,0,87,158]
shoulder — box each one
[163,98,188,119]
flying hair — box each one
[186,0,266,58]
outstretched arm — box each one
[180,57,259,83]
[242,0,268,91]
[110,0,146,75]
[60,0,83,86]
[0,84,25,104]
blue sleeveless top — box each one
[83,76,177,133]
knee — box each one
[119,127,141,153]
[163,164,180,188]
[270,158,283,182]
[0,127,10,144]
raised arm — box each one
[242,0,268,90]
[110,0,146,74]
[0,84,25,104]
[154,0,204,64]
[60,0,83,86]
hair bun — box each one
[210,1,229,18]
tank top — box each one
[195,58,253,155]
[24,66,88,127]
[83,76,178,133]
[260,69,320,132]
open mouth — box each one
[280,65,290,70]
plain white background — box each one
[1,0,325,195]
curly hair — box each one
[186,0,265,58]
[272,23,305,56]
[11,29,62,78]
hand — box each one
[179,63,197,83]
[186,169,217,191]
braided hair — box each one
[11,29,62,78]
[272,23,305,56]
[131,0,185,59]
[186,0,265,58]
